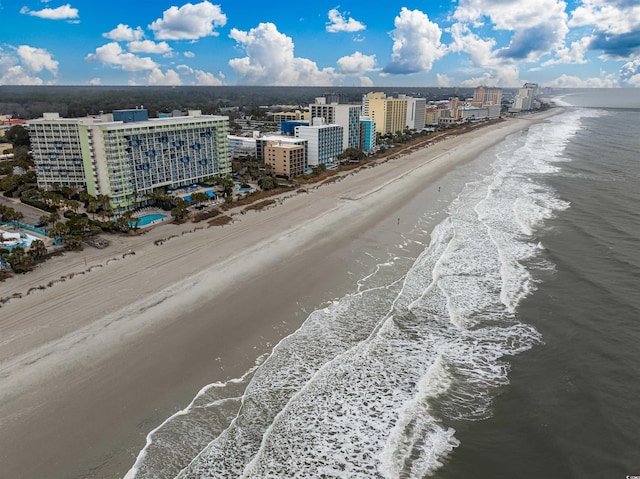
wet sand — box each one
[0,112,558,478]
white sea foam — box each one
[132,111,589,479]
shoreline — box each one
[0,109,560,479]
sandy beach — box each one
[0,111,557,479]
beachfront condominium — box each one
[309,98,361,151]
[255,135,307,164]
[264,141,306,178]
[513,83,539,111]
[363,92,408,135]
[359,117,376,152]
[473,87,503,107]
[403,96,427,131]
[28,109,230,211]
[295,119,343,167]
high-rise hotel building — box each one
[28,109,230,211]
[309,98,361,151]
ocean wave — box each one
[130,111,584,479]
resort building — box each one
[280,120,309,135]
[363,92,408,135]
[473,87,503,107]
[359,117,376,152]
[403,96,427,130]
[513,83,539,111]
[294,119,343,167]
[28,109,231,211]
[425,106,440,126]
[228,134,258,159]
[255,135,307,163]
[309,98,361,150]
[273,111,304,122]
[264,141,305,178]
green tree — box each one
[7,246,33,272]
[217,177,235,198]
[29,239,47,259]
[190,191,209,205]
[170,198,189,221]
[257,176,278,190]
[97,194,113,218]
[63,236,83,251]
[50,221,70,242]
[4,125,30,147]
[67,199,82,214]
[117,210,137,232]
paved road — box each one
[0,195,49,225]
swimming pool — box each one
[135,213,168,227]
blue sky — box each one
[1,0,639,87]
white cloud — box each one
[546,72,619,88]
[85,42,157,72]
[183,51,196,58]
[88,77,101,85]
[449,23,521,86]
[336,51,377,75]
[449,22,497,69]
[359,75,373,87]
[149,1,226,40]
[541,36,590,66]
[177,64,223,85]
[620,58,640,86]
[453,0,569,62]
[383,8,447,75]
[459,65,522,87]
[103,24,144,42]
[16,45,58,74]
[229,22,339,86]
[127,40,172,54]
[326,8,366,33]
[0,65,43,85]
[436,73,454,87]
[0,48,44,84]
[195,69,223,85]
[147,68,182,86]
[20,3,78,20]
[570,0,640,35]
[569,0,640,58]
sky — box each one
[0,0,639,88]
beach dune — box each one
[0,112,556,479]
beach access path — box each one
[0,110,559,479]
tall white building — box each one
[309,98,361,151]
[295,119,343,167]
[513,83,538,111]
[404,96,427,130]
[28,109,230,210]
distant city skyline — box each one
[1,0,638,88]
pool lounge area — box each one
[0,228,38,251]
[134,213,168,227]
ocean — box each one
[126,90,640,478]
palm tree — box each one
[119,210,137,231]
[29,239,47,259]
[97,194,113,219]
[67,199,82,214]
[50,221,70,242]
